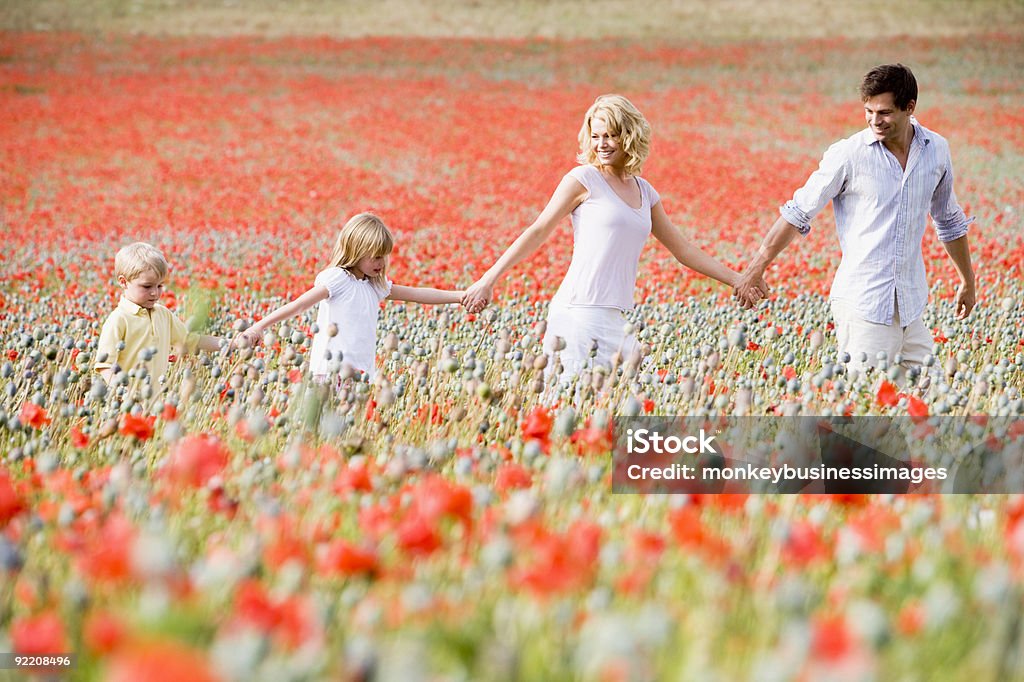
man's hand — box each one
[954,280,976,319]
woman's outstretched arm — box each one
[650,200,768,297]
[462,174,587,312]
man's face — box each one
[864,92,915,146]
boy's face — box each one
[119,269,165,309]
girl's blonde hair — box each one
[576,94,652,176]
[329,212,394,290]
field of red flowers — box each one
[1,30,1023,680]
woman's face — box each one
[590,115,625,171]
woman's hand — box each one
[459,173,586,317]
[461,279,493,314]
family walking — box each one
[96,63,974,392]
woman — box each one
[462,94,766,377]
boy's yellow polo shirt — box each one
[94,297,198,380]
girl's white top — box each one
[309,267,392,381]
[550,164,660,311]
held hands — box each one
[733,266,771,309]
[461,279,493,314]
[231,327,262,350]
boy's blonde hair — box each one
[329,213,394,289]
[115,242,168,282]
[576,94,652,176]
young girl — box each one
[233,213,463,382]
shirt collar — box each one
[861,117,931,147]
[117,296,147,315]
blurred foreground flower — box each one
[11,610,68,655]
[18,402,51,430]
[107,639,221,682]
[162,434,230,489]
[119,413,156,440]
[0,468,27,526]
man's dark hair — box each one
[860,63,918,110]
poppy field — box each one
[2,28,1024,680]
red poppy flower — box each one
[782,521,830,567]
[668,506,730,564]
[162,434,230,488]
[495,463,532,493]
[509,520,602,596]
[906,395,929,418]
[875,380,899,407]
[11,611,68,655]
[76,514,136,584]
[570,419,614,455]
[70,424,90,449]
[318,540,379,577]
[810,614,854,661]
[262,521,310,570]
[411,474,474,528]
[207,486,239,519]
[0,469,27,526]
[334,463,374,495]
[232,578,321,649]
[119,414,155,440]
[233,579,283,632]
[520,406,552,448]
[396,512,443,556]
[896,602,925,636]
[18,402,50,429]
[84,611,127,655]
[107,639,221,682]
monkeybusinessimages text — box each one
[623,428,948,486]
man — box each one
[735,63,976,376]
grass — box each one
[2,0,1023,40]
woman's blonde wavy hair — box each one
[329,212,394,290]
[576,94,652,176]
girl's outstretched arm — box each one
[388,285,465,305]
[232,285,329,347]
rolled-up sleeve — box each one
[780,140,850,236]
[930,148,973,242]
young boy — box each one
[94,242,222,384]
